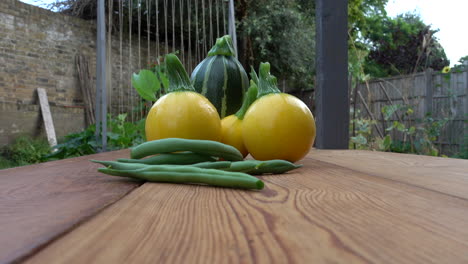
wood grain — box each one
[24,154,468,264]
[0,149,140,264]
[309,149,468,200]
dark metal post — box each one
[315,0,349,149]
[96,0,107,151]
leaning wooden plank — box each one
[37,88,57,147]
[0,149,140,264]
[76,53,95,125]
[24,153,468,264]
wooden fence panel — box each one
[354,69,467,156]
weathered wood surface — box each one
[0,149,140,264]
[37,88,57,147]
[310,149,468,200]
[22,150,468,264]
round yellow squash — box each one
[242,93,316,162]
[145,91,221,141]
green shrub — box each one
[46,114,145,160]
[0,135,51,168]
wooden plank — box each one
[37,88,57,147]
[25,153,468,263]
[0,149,140,264]
[315,0,349,149]
[310,149,468,200]
[76,54,95,125]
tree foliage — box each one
[236,0,315,91]
[362,13,449,77]
[50,0,451,81]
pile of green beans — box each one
[93,138,303,190]
[92,159,302,175]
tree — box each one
[453,55,468,71]
[236,0,315,91]
[362,13,449,77]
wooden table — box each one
[1,149,468,264]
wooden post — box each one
[425,68,433,115]
[315,0,349,149]
[37,88,57,147]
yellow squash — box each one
[242,63,316,162]
[145,54,221,141]
[220,83,258,157]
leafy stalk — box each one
[165,54,195,93]
[235,81,258,120]
[207,35,235,57]
[257,62,281,98]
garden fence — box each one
[353,68,468,155]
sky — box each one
[19,0,468,66]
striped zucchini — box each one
[191,35,249,118]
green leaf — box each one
[350,135,367,145]
[382,105,400,120]
[396,122,405,132]
[408,126,416,134]
[132,69,160,101]
[386,121,397,131]
[159,71,169,91]
[383,135,392,150]
[430,147,439,157]
[117,113,127,122]
[107,132,120,140]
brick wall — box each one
[0,0,160,145]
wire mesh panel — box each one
[103,0,229,121]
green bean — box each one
[91,160,148,170]
[252,160,303,175]
[93,158,301,176]
[226,160,262,173]
[117,152,216,165]
[93,160,231,172]
[221,160,301,175]
[191,161,232,169]
[98,166,264,190]
[130,138,243,161]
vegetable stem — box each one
[207,35,235,57]
[165,54,195,93]
[257,62,281,98]
[234,81,258,120]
